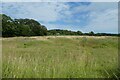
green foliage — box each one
[77,31,83,35]
[89,31,94,36]
[2,14,47,37]
[47,29,83,36]
[2,14,16,37]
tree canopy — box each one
[2,14,47,37]
[47,29,83,36]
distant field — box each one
[2,36,119,78]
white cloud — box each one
[44,23,78,31]
[72,2,117,14]
[67,2,118,33]
[2,2,118,33]
[1,0,119,2]
[0,3,2,13]
[82,9,118,33]
[89,0,119,2]
[2,2,70,22]
[22,3,59,22]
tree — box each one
[1,14,47,37]
[2,14,16,37]
[21,25,31,36]
[77,31,83,35]
[89,31,94,36]
[14,19,47,36]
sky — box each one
[0,2,118,33]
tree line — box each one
[0,14,119,37]
[1,14,47,37]
[47,29,119,36]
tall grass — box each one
[2,36,119,78]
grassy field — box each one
[2,36,119,78]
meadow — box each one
[2,36,119,78]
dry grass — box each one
[2,36,119,78]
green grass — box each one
[2,36,119,78]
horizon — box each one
[0,2,118,34]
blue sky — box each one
[0,2,118,33]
